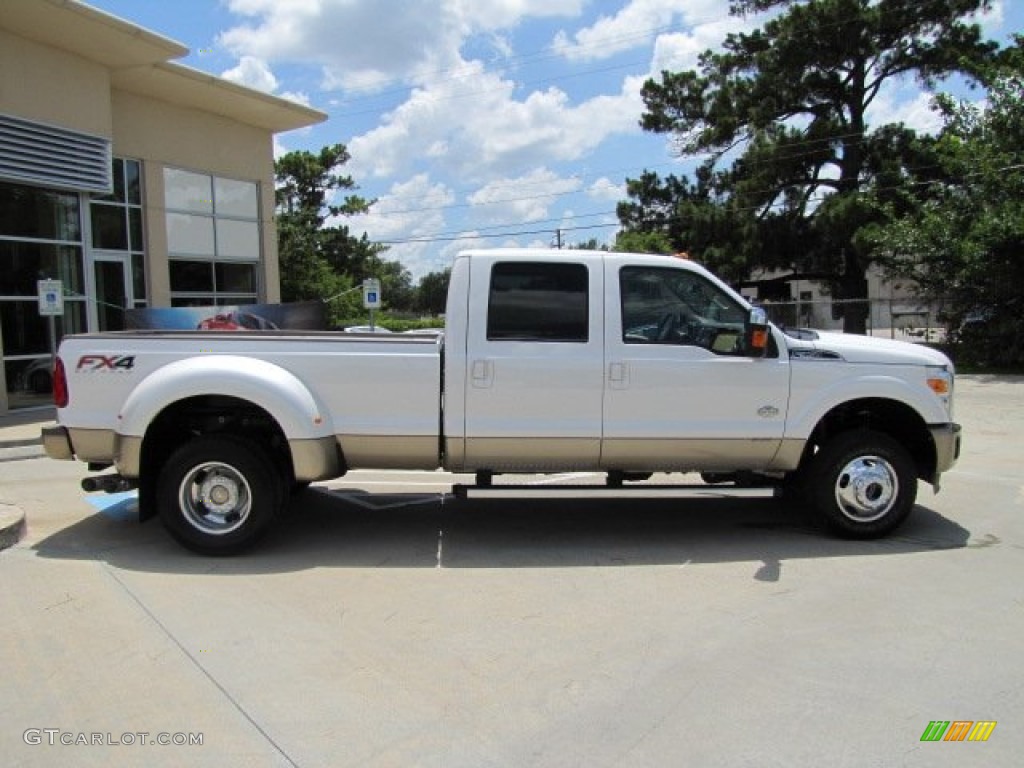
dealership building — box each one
[0,0,325,412]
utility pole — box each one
[553,229,562,249]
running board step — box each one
[452,484,778,500]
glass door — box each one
[90,252,132,331]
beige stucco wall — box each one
[110,89,280,304]
[0,28,112,138]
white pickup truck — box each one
[43,248,961,554]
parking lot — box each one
[1,375,1021,767]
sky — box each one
[86,0,1020,281]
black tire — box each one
[805,430,917,538]
[157,435,284,555]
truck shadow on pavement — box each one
[32,484,972,580]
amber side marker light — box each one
[927,377,950,395]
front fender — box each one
[117,355,334,440]
[786,367,946,440]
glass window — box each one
[164,168,213,214]
[0,182,81,241]
[132,254,147,304]
[86,158,145,308]
[128,208,143,252]
[214,178,258,218]
[487,262,589,342]
[620,266,748,353]
[1,300,50,355]
[215,219,259,260]
[171,296,215,308]
[0,241,84,296]
[170,260,214,293]
[90,204,128,250]
[216,263,256,294]
[125,160,141,205]
[167,213,215,256]
[165,168,261,305]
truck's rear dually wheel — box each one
[157,435,283,555]
[805,429,917,538]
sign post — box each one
[362,278,381,331]
[37,279,64,359]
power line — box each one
[379,221,618,246]
[371,162,1024,247]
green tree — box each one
[276,144,407,324]
[566,238,609,251]
[869,58,1024,364]
[415,269,451,315]
[371,258,415,312]
[612,229,675,255]
[633,0,998,332]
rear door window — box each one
[487,262,589,342]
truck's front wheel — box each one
[806,430,917,538]
[157,435,283,555]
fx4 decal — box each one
[76,354,136,372]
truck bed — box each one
[57,330,444,471]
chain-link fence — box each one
[758,297,951,342]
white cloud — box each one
[348,174,456,279]
[348,62,644,185]
[453,0,585,30]
[279,90,312,107]
[978,0,1006,36]
[587,177,625,202]
[553,0,740,62]
[220,55,279,92]
[220,56,311,108]
[467,168,582,225]
[553,0,681,61]
[221,0,584,93]
[866,88,944,136]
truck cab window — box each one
[620,266,747,353]
[487,262,589,342]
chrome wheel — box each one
[158,435,284,555]
[804,430,917,539]
[178,461,252,535]
[833,455,898,523]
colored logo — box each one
[76,354,136,372]
[920,721,996,742]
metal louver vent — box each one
[0,113,112,193]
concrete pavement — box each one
[1,376,1022,767]
[0,408,53,551]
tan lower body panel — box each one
[41,426,74,461]
[458,437,600,473]
[115,435,143,477]
[113,434,342,482]
[68,428,117,463]
[601,438,781,472]
[765,439,804,472]
[338,435,440,470]
[291,437,343,481]
[451,436,806,474]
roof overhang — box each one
[112,63,327,133]
[1,0,189,69]
[1,0,327,134]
